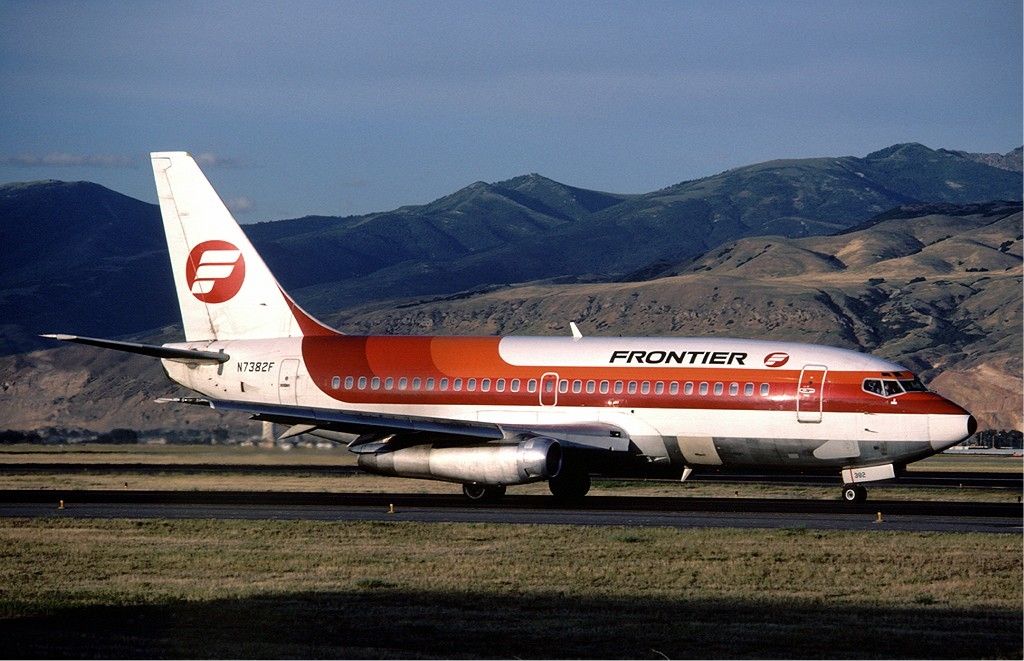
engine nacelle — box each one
[358,437,563,486]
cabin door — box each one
[796,364,827,423]
[278,359,300,405]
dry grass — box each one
[910,453,1022,474]
[0,518,1019,658]
[0,443,359,466]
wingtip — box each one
[40,333,75,340]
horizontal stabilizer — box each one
[41,334,228,364]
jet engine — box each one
[357,436,563,486]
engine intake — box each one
[358,436,563,486]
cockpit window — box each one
[862,378,905,397]
[899,378,927,392]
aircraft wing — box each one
[158,397,633,453]
[160,397,505,441]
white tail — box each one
[151,152,335,341]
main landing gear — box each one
[841,484,868,503]
[548,469,591,501]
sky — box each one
[1,0,1021,221]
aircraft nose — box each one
[929,412,977,451]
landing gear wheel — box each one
[548,471,591,501]
[462,483,506,503]
[841,484,867,503]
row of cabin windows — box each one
[328,375,772,398]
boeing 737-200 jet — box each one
[45,152,976,503]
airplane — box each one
[44,151,977,504]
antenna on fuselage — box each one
[569,322,583,341]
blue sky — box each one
[1,0,1021,221]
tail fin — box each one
[151,152,336,341]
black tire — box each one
[462,483,506,503]
[841,484,867,503]
[549,470,591,501]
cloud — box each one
[193,152,243,168]
[224,196,255,214]
[1,152,136,167]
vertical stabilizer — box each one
[151,152,335,341]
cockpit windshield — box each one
[863,377,926,398]
[898,378,927,392]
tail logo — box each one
[185,240,246,303]
[763,352,790,368]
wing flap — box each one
[168,398,504,441]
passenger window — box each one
[729,382,738,396]
[398,377,408,390]
[454,378,463,392]
[614,381,624,394]
[425,377,435,391]
[511,378,521,392]
[713,382,723,396]
[412,377,421,390]
[439,378,449,391]
[599,380,609,394]
[467,378,476,392]
[345,376,354,390]
[572,380,582,394]
[371,377,381,390]
[699,382,708,395]
[640,382,650,394]
[496,378,506,392]
[669,382,679,395]
[760,383,769,396]
[331,376,341,390]
[358,376,367,390]
[627,381,638,394]
[655,382,665,395]
[684,382,694,395]
[586,380,596,394]
[545,380,556,393]
[527,379,537,393]
[744,383,754,396]
[481,378,491,392]
[385,377,394,390]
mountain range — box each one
[0,143,1020,435]
[0,143,1019,355]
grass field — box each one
[0,518,1020,658]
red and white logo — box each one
[763,352,790,368]
[185,240,245,303]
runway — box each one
[1,463,1019,489]
[1,490,1019,533]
